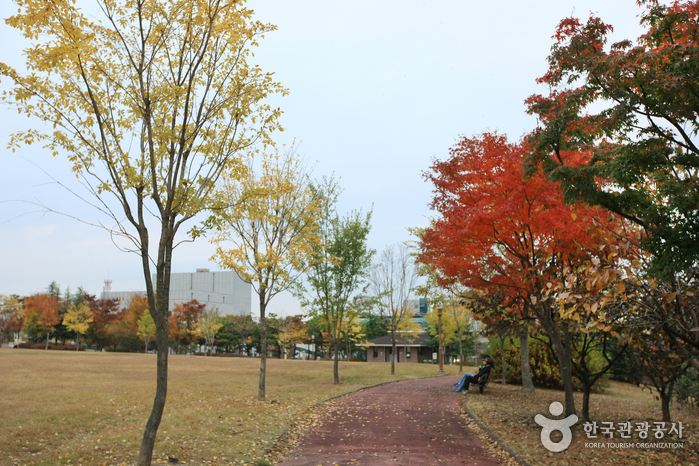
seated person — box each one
[453,355,494,392]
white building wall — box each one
[101,269,251,316]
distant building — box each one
[365,333,433,363]
[406,298,429,324]
[101,268,251,316]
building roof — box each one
[365,333,433,347]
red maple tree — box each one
[418,131,621,415]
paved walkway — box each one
[276,376,505,466]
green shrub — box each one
[675,367,699,410]
[487,335,608,391]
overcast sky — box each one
[0,0,647,316]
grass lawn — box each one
[463,380,699,466]
[0,348,462,466]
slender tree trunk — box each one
[333,339,340,384]
[499,333,507,385]
[458,329,464,374]
[76,335,80,352]
[661,381,675,422]
[582,382,592,423]
[258,291,268,402]
[391,331,396,375]
[137,225,173,466]
[519,328,535,393]
[45,332,50,350]
[538,309,576,416]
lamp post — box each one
[311,334,315,360]
[437,306,445,375]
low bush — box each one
[488,336,564,389]
[487,335,608,391]
[18,342,84,351]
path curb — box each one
[460,399,532,466]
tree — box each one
[23,294,61,350]
[274,314,308,359]
[526,1,699,278]
[303,179,374,383]
[216,314,256,354]
[418,132,621,416]
[369,243,419,375]
[137,310,156,353]
[0,295,21,346]
[195,308,222,356]
[83,295,121,351]
[62,302,94,351]
[361,312,389,341]
[412,258,482,377]
[341,313,365,362]
[109,294,149,353]
[636,329,688,422]
[2,1,284,462]
[170,300,205,353]
[211,148,322,401]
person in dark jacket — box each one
[453,355,494,392]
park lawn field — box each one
[463,381,699,466]
[0,349,462,466]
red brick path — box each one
[277,376,505,466]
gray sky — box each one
[0,0,646,316]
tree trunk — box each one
[391,332,396,375]
[499,333,507,385]
[258,292,268,402]
[519,328,535,393]
[45,332,50,350]
[582,382,592,423]
[661,381,675,422]
[538,309,576,416]
[458,329,464,374]
[333,339,340,384]
[137,226,173,466]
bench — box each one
[467,369,491,394]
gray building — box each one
[101,268,251,316]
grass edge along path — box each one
[460,404,532,466]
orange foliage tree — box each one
[23,294,61,350]
[169,300,205,354]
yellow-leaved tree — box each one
[137,309,156,353]
[194,308,222,356]
[62,302,94,351]
[341,313,365,362]
[1,1,285,463]
[210,148,323,401]
[424,291,476,374]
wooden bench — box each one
[467,369,491,394]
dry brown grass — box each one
[463,380,699,466]
[0,348,460,466]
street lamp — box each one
[311,334,315,360]
[437,306,445,375]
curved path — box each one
[276,376,506,466]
